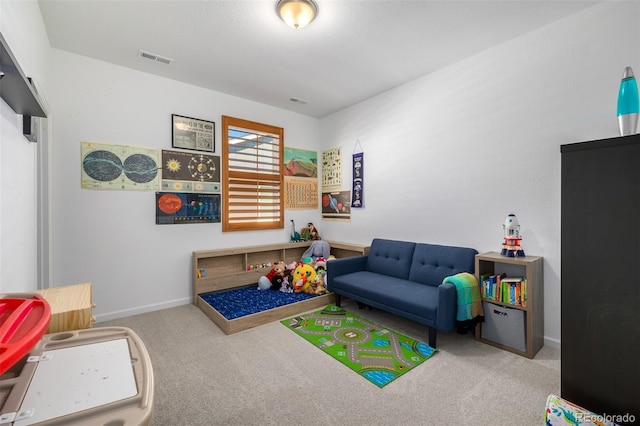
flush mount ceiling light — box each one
[276,0,318,29]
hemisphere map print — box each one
[81,141,160,190]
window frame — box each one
[221,115,284,232]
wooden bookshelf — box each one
[474,252,543,359]
[192,241,368,334]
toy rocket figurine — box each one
[501,214,525,257]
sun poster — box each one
[161,150,221,193]
[284,147,318,209]
[81,141,160,190]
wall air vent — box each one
[139,50,173,65]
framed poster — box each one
[161,150,221,193]
[322,190,351,221]
[322,147,341,190]
[81,141,160,191]
[171,114,215,153]
[156,192,221,224]
[284,147,318,209]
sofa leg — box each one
[428,327,437,348]
[335,294,341,306]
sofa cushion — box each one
[330,271,438,320]
[408,243,477,286]
[365,239,416,280]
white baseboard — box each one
[544,335,561,350]
[95,297,191,323]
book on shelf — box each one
[480,274,526,308]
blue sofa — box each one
[326,238,478,348]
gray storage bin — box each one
[481,301,526,352]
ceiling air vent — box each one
[139,50,173,65]
[289,97,308,105]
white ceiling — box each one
[38,0,599,118]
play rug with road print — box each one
[281,304,436,387]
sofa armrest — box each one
[326,255,368,287]
[436,282,457,332]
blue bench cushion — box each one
[409,243,478,286]
[331,271,438,320]
[365,239,416,280]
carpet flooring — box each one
[97,299,561,425]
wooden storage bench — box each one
[193,241,368,334]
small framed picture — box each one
[172,114,215,153]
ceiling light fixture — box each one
[276,0,318,29]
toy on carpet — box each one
[293,263,316,293]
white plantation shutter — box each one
[222,116,284,231]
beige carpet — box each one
[97,299,559,425]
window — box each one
[222,116,284,231]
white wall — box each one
[47,49,321,320]
[0,0,51,292]
[3,1,638,348]
[318,2,640,347]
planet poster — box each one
[156,192,221,224]
[321,190,351,221]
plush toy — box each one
[279,275,294,293]
[304,274,328,295]
[269,261,286,291]
[257,275,272,290]
[307,222,321,240]
[257,261,285,290]
[301,240,331,262]
[313,274,328,295]
[314,257,327,274]
[293,263,316,293]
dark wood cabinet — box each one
[561,134,639,422]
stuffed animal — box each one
[307,222,321,240]
[257,261,285,290]
[301,240,330,262]
[293,263,316,293]
[269,261,286,291]
[314,257,327,274]
[304,274,328,295]
[279,275,294,293]
[313,274,328,295]
[257,276,272,290]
